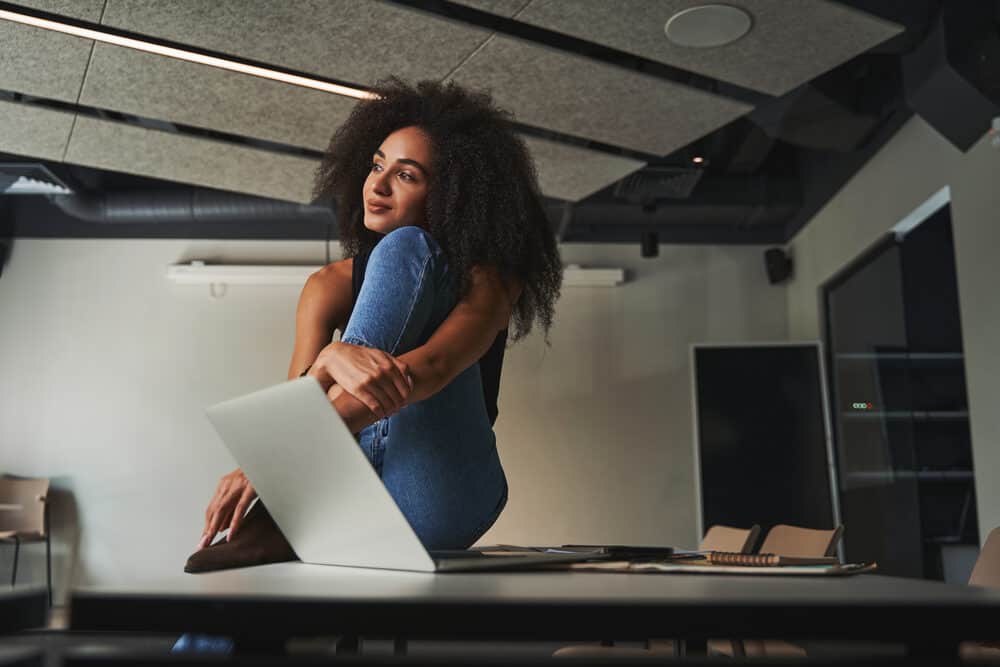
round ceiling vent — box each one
[664,4,753,48]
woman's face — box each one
[363,125,433,235]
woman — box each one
[197,76,562,555]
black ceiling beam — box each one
[564,222,786,245]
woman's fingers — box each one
[201,479,229,545]
[368,358,408,410]
[199,469,248,549]
[228,483,257,541]
[380,356,413,404]
[313,342,414,417]
[392,358,414,390]
[202,501,230,549]
[356,352,409,413]
[357,379,393,419]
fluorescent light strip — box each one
[0,8,378,100]
[167,263,626,287]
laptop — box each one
[204,376,613,572]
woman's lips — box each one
[367,204,391,214]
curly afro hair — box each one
[312,76,562,343]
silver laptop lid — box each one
[205,377,436,572]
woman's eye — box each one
[371,164,413,181]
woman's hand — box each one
[307,341,414,419]
[199,468,257,549]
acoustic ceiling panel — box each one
[521,135,644,202]
[100,0,492,86]
[64,117,322,203]
[78,43,356,150]
[444,34,753,155]
[6,0,103,21]
[508,0,903,97]
[0,0,104,102]
[0,100,76,161]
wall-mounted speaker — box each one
[641,230,659,258]
[764,247,793,284]
[0,239,9,280]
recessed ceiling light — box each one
[665,4,753,48]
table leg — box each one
[906,639,959,658]
[335,635,360,655]
[231,636,286,656]
[685,638,708,656]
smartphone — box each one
[559,544,675,558]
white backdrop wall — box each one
[0,237,787,602]
[785,116,1000,544]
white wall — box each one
[0,237,786,601]
[484,243,788,549]
[785,116,1000,542]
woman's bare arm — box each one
[399,266,520,401]
[325,266,521,432]
[286,259,354,380]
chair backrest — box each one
[700,524,761,554]
[969,527,1000,588]
[759,524,843,558]
[0,477,49,536]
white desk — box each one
[69,562,1000,654]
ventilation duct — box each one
[613,166,704,203]
[48,189,333,225]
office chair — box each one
[0,476,53,607]
[552,524,761,659]
[701,523,762,554]
[713,523,844,658]
[756,523,843,558]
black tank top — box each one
[352,248,506,426]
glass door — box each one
[823,204,977,580]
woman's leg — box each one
[342,226,507,550]
[341,225,455,356]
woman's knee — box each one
[369,226,440,269]
[342,225,451,354]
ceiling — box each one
[0,0,991,246]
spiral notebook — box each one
[704,551,839,566]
